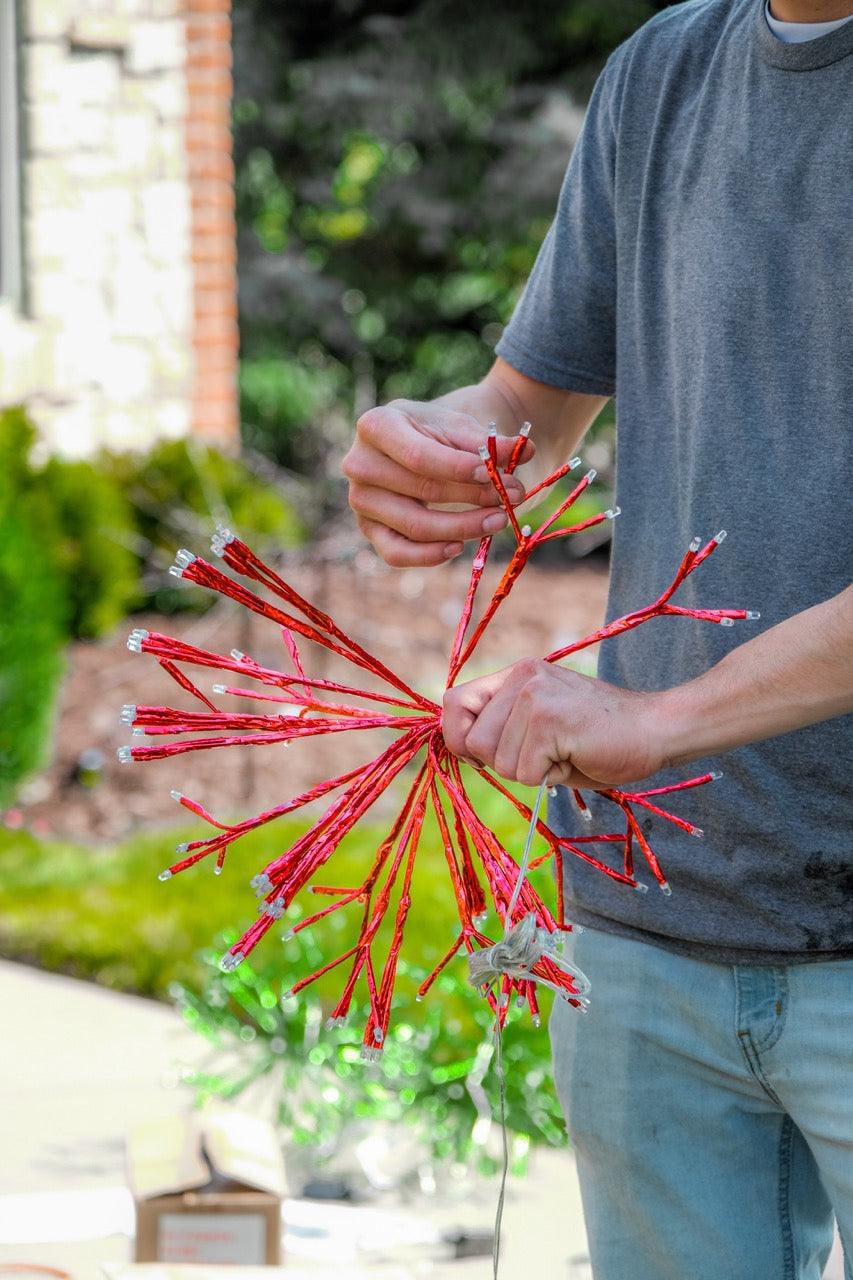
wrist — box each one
[646,682,710,771]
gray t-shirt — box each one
[495,0,853,963]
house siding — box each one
[0,0,238,457]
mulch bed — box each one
[14,549,608,843]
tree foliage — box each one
[233,0,664,467]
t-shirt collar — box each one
[754,0,853,67]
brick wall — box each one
[186,0,239,446]
[0,0,239,457]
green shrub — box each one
[240,353,346,469]
[0,775,565,1168]
[37,456,140,639]
[0,408,139,642]
[0,412,68,804]
[103,438,306,612]
[177,933,562,1175]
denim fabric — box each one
[549,926,853,1280]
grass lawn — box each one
[0,772,559,1007]
[0,772,571,1157]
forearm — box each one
[657,585,853,766]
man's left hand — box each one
[442,659,666,789]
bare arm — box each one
[343,357,608,566]
[442,585,853,789]
[658,583,853,768]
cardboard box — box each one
[126,1107,286,1266]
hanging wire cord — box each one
[467,778,591,1279]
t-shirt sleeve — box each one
[495,60,619,395]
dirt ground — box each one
[14,547,608,843]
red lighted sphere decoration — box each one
[119,425,755,1058]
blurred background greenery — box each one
[1,0,663,1188]
[234,0,662,473]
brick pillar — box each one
[185,0,239,447]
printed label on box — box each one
[158,1213,267,1264]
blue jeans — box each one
[549,925,853,1280]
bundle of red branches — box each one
[120,424,756,1058]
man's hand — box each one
[442,584,853,789]
[343,399,532,567]
[442,659,666,789]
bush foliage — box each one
[232,0,664,468]
[0,772,566,1167]
[0,409,306,802]
[0,415,68,806]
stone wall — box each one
[0,0,238,457]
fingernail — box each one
[482,513,507,533]
[473,466,489,483]
[444,543,464,558]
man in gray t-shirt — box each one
[345,0,852,1273]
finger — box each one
[444,666,519,718]
[360,407,533,484]
[441,703,477,759]
[515,718,562,788]
[349,484,508,544]
[442,671,513,757]
[357,516,463,568]
[345,442,525,507]
[464,680,529,769]
[556,766,600,789]
[431,412,536,471]
[514,728,600,790]
[492,703,530,782]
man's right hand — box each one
[343,399,530,567]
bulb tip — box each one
[126,628,148,653]
[219,950,245,973]
[211,526,236,557]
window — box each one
[0,0,23,306]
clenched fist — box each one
[343,399,532,567]
[442,659,667,789]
